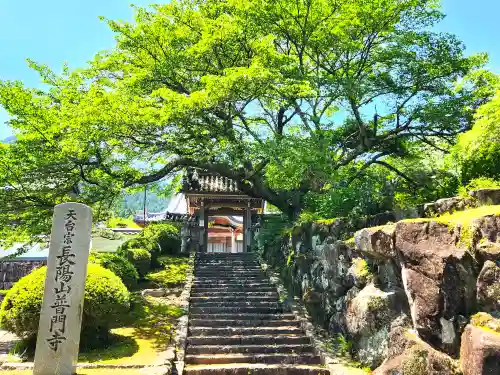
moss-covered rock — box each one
[476,261,500,313]
[460,318,500,375]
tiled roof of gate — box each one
[182,169,242,194]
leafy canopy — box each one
[0,0,496,244]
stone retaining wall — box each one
[0,260,46,301]
[255,190,500,372]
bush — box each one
[142,223,181,255]
[118,237,154,253]
[0,265,130,346]
[117,224,181,269]
[457,177,500,198]
[120,248,151,277]
[89,253,139,289]
[146,257,189,287]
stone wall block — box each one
[476,260,500,313]
[460,323,500,375]
[355,226,396,259]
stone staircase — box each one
[184,252,329,375]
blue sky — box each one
[1,0,499,140]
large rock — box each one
[460,315,500,375]
[476,261,500,313]
[472,215,500,246]
[345,284,409,368]
[422,197,469,217]
[355,226,396,259]
[395,221,477,354]
[469,189,500,206]
[374,328,458,375]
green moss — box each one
[471,312,500,334]
[145,264,188,287]
[402,348,429,375]
[351,257,371,278]
[345,237,355,247]
[315,218,338,225]
[403,205,500,250]
[367,295,386,311]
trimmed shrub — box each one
[117,224,181,268]
[120,248,151,277]
[0,265,130,346]
[142,223,181,255]
[89,252,139,289]
[118,237,154,253]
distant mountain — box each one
[1,136,15,144]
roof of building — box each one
[182,169,243,195]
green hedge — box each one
[142,223,181,255]
[119,248,151,277]
[89,252,139,289]
[0,265,130,346]
[118,223,181,270]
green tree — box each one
[453,89,500,183]
[0,0,496,244]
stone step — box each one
[194,277,267,281]
[186,343,314,355]
[194,275,266,280]
[195,273,264,277]
[184,364,329,375]
[190,296,278,303]
[196,265,262,269]
[196,257,257,261]
[187,334,311,346]
[192,285,273,290]
[190,301,281,308]
[189,319,300,327]
[191,291,278,298]
[190,306,283,314]
[195,266,262,269]
[196,268,262,271]
[193,281,272,286]
[189,326,303,336]
[189,313,295,321]
[185,353,321,365]
[192,287,276,293]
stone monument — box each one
[33,203,92,375]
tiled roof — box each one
[182,169,242,194]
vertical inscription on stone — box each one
[34,203,92,375]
